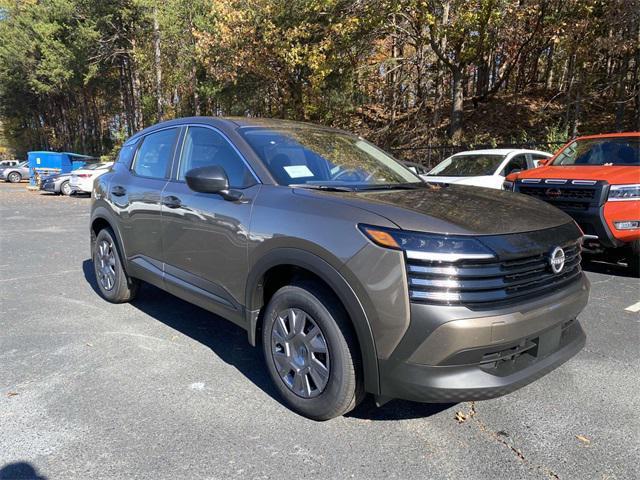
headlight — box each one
[608,184,640,201]
[502,180,514,191]
[358,224,495,262]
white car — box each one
[421,149,552,189]
[69,162,113,194]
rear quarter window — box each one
[116,140,139,167]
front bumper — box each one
[378,274,589,403]
[70,180,91,193]
[41,181,56,192]
[566,205,621,248]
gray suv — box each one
[90,118,589,420]
[0,160,29,183]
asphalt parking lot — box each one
[1,181,638,480]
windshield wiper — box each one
[355,183,425,191]
[290,184,354,192]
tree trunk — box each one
[431,0,450,128]
[544,43,555,89]
[192,61,200,116]
[153,6,163,122]
[615,57,629,131]
[450,68,464,141]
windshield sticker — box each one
[284,165,314,178]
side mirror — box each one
[185,166,243,201]
[186,165,229,193]
[509,168,522,175]
[537,158,550,167]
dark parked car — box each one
[90,117,589,420]
[0,160,29,183]
[40,172,73,195]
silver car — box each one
[40,172,73,195]
[0,161,29,183]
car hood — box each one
[515,165,640,184]
[294,184,573,235]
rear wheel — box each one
[7,172,21,183]
[262,282,363,420]
[60,181,72,196]
[93,227,139,303]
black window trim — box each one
[171,123,261,189]
[130,126,181,181]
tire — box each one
[262,282,363,420]
[629,240,640,276]
[7,172,21,183]
[60,181,72,196]
[93,227,139,303]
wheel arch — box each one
[90,207,130,273]
[245,248,380,394]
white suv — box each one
[422,149,552,189]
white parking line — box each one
[625,301,640,313]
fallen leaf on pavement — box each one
[7,392,18,397]
[576,435,591,444]
[455,411,467,423]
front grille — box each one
[518,186,597,201]
[407,242,582,307]
[515,180,607,213]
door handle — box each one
[111,185,126,197]
[162,195,182,209]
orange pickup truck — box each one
[505,133,640,272]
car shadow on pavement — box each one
[347,397,454,421]
[0,462,47,480]
[82,260,284,407]
[83,259,456,421]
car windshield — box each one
[427,154,505,177]
[239,127,421,187]
[552,137,639,166]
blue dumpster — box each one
[27,151,96,185]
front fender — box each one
[245,247,380,395]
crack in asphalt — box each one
[463,401,561,479]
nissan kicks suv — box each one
[90,117,589,420]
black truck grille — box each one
[515,179,607,213]
[407,242,582,307]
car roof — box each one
[451,148,550,156]
[125,116,347,145]
[567,132,640,141]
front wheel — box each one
[262,282,363,420]
[93,228,139,303]
[7,172,21,183]
[60,180,72,196]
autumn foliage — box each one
[0,0,637,159]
